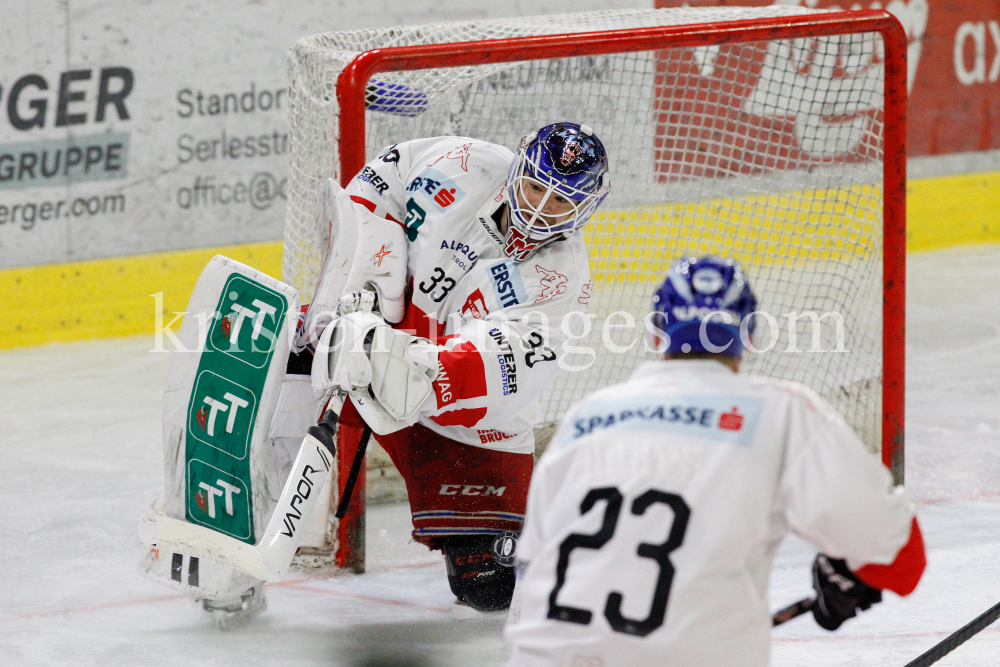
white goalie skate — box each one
[202,584,268,630]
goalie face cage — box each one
[285,7,907,568]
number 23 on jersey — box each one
[548,486,691,638]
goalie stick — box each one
[903,598,1000,667]
[138,413,338,581]
[335,423,372,519]
[772,596,816,626]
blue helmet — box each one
[505,122,610,262]
[650,256,758,357]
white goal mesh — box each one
[285,7,896,453]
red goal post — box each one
[286,8,908,571]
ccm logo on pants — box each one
[439,484,506,497]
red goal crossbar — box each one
[331,9,908,567]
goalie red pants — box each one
[339,399,533,548]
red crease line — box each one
[279,583,451,613]
[0,592,185,622]
[0,561,443,622]
[917,492,1000,505]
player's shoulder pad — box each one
[397,137,512,218]
[504,234,591,313]
[748,374,846,424]
[404,136,513,182]
[545,382,629,455]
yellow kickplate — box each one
[906,171,1000,252]
[0,241,282,350]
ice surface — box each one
[2,245,1000,666]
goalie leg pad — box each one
[137,547,262,603]
[156,255,298,569]
[138,416,337,582]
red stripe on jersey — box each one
[433,341,487,409]
[349,195,377,213]
[855,518,926,596]
[348,193,402,228]
[430,407,488,428]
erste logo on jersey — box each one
[563,395,764,449]
[718,408,744,431]
[484,258,527,310]
[407,168,466,211]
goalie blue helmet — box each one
[505,122,610,262]
[651,256,758,357]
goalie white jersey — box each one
[305,137,592,455]
[505,360,918,667]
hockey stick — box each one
[772,596,816,626]
[903,599,1000,667]
[335,423,372,519]
[138,420,337,581]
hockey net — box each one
[284,7,906,566]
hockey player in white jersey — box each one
[504,256,926,665]
[300,123,610,611]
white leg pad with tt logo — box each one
[143,256,304,596]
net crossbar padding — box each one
[285,10,908,554]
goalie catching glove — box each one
[811,553,883,630]
[313,289,438,434]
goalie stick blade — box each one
[138,431,335,582]
[138,513,272,581]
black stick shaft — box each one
[904,600,1000,667]
[334,424,372,519]
[772,596,816,626]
